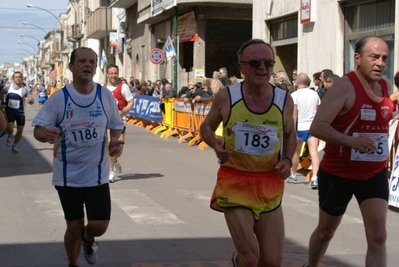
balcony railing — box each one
[86,7,113,39]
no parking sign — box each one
[149,48,165,64]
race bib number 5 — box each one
[350,132,388,162]
[234,121,279,155]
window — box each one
[344,0,395,84]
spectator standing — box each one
[275,71,294,92]
[229,75,239,86]
[305,36,392,267]
[312,72,322,91]
[130,79,137,95]
[135,84,144,95]
[152,80,162,98]
[128,80,134,93]
[192,79,214,103]
[287,73,321,189]
[104,64,134,182]
[292,69,298,88]
[163,83,176,99]
[185,82,202,103]
[1,71,34,153]
[212,71,220,80]
[200,39,296,267]
[161,78,170,96]
[317,69,334,100]
[219,67,230,87]
[146,80,154,96]
[31,47,124,267]
[210,78,224,95]
[63,78,70,86]
[178,86,189,99]
[324,73,340,90]
[139,80,149,95]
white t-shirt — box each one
[32,83,124,187]
[291,87,321,131]
[106,82,134,102]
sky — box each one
[0,1,69,66]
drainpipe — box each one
[173,6,178,92]
[105,0,109,82]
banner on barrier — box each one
[389,142,399,208]
[194,103,212,115]
[127,95,163,122]
[174,101,192,113]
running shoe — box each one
[113,160,122,173]
[309,179,318,189]
[231,251,239,267]
[0,130,6,138]
[6,135,13,147]
[286,173,297,184]
[11,144,18,153]
[81,228,98,265]
[109,171,115,183]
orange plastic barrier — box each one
[165,99,195,142]
[186,101,212,146]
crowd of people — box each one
[0,35,398,267]
[117,68,241,104]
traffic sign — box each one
[149,48,165,65]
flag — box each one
[162,36,176,60]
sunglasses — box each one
[240,59,276,68]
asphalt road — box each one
[1,101,399,267]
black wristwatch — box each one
[281,155,292,167]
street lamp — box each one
[20,34,40,44]
[27,4,62,29]
[26,4,64,86]
[18,41,37,53]
[16,53,30,58]
[17,48,34,55]
[22,21,47,34]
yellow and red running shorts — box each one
[210,166,284,220]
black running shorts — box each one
[55,183,111,221]
[5,111,25,126]
[318,167,388,216]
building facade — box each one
[254,0,397,90]
[1,0,397,92]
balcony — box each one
[39,59,51,69]
[86,7,113,39]
[49,41,61,60]
[110,0,138,9]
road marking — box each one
[111,189,184,225]
[182,190,210,202]
[129,258,343,267]
[131,262,230,267]
[290,194,313,203]
[28,191,64,217]
[287,194,363,224]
